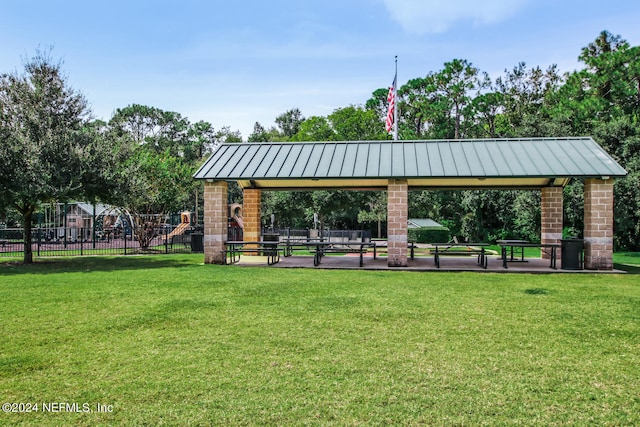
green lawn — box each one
[1,254,639,426]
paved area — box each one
[230,253,623,273]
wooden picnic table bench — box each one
[497,240,560,269]
[224,241,282,265]
[431,243,490,269]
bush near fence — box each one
[407,227,451,244]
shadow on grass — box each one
[614,263,640,274]
[0,254,201,276]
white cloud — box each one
[380,0,532,34]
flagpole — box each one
[393,55,398,141]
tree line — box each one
[251,31,639,251]
[1,31,639,263]
[0,51,241,262]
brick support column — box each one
[387,179,408,267]
[243,188,262,254]
[203,181,228,264]
[584,178,614,270]
[541,187,563,260]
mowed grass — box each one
[1,255,639,426]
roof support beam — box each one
[584,178,614,270]
[387,179,408,267]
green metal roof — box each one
[408,219,445,229]
[194,137,627,190]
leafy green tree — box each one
[185,120,216,161]
[395,75,454,139]
[106,104,212,245]
[328,105,388,141]
[215,126,243,143]
[409,191,465,235]
[365,87,392,125]
[80,120,135,207]
[0,51,106,263]
[261,191,311,229]
[247,121,281,142]
[395,77,431,138]
[613,172,640,249]
[275,108,305,139]
[578,31,632,113]
[110,104,191,157]
[469,91,504,138]
[310,191,362,229]
[357,192,387,238]
[384,60,488,140]
[551,32,640,249]
[247,122,270,142]
[459,190,517,242]
[269,34,639,247]
[563,180,584,238]
[267,107,388,234]
[494,62,563,137]
[127,149,193,248]
[190,124,242,224]
[292,116,336,141]
[512,191,541,242]
[435,59,489,138]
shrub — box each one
[407,227,450,243]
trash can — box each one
[561,238,584,270]
[262,233,280,256]
[190,233,204,253]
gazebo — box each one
[194,137,627,270]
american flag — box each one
[385,75,396,133]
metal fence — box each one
[0,225,203,258]
[1,225,372,258]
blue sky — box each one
[2,0,639,139]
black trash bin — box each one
[262,233,280,256]
[190,233,204,253]
[561,238,584,270]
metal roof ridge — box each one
[215,137,597,147]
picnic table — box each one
[496,239,529,263]
[431,243,490,269]
[307,241,377,267]
[497,240,560,269]
[281,238,328,257]
[224,240,282,265]
[365,239,417,259]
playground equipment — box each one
[229,203,243,229]
[227,204,244,241]
[165,211,191,240]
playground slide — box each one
[165,222,190,240]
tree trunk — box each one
[454,103,461,139]
[21,204,35,264]
[132,211,166,250]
